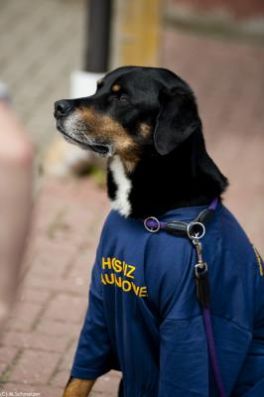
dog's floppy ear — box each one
[154,86,201,155]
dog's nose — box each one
[54,100,73,118]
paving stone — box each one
[2,331,70,353]
[6,302,43,332]
[8,350,61,384]
[34,319,80,338]
[0,346,19,375]
[29,245,78,278]
[59,340,79,372]
[50,369,70,388]
[19,289,51,305]
[0,0,84,150]
[92,371,122,396]
[23,274,89,296]
[42,294,87,323]
[1,382,63,397]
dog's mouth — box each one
[56,121,112,156]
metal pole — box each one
[84,0,113,73]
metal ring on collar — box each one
[187,221,206,240]
[144,216,161,233]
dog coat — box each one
[70,203,264,397]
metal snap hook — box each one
[194,262,208,278]
[187,221,206,240]
[144,216,161,233]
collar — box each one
[144,198,219,236]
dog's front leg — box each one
[62,377,96,397]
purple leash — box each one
[144,198,226,397]
[203,307,226,396]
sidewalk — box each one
[0,177,121,396]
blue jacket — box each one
[71,203,264,396]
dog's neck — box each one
[107,134,228,219]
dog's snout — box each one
[54,100,73,118]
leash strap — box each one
[144,198,218,235]
[144,198,226,397]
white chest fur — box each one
[109,155,132,217]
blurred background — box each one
[0,0,263,395]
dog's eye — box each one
[118,94,129,103]
[110,93,130,104]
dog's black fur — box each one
[54,66,228,219]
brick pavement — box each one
[0,1,264,396]
[0,177,122,396]
[0,0,84,150]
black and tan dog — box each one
[54,67,264,397]
[54,66,228,397]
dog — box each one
[54,67,264,397]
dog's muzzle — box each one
[54,101,113,156]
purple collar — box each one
[144,198,219,235]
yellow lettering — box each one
[125,265,136,279]
[131,282,140,296]
[100,257,147,298]
[122,280,132,292]
[101,273,107,285]
[102,257,112,269]
[114,275,122,287]
[104,273,115,284]
[139,286,148,298]
[112,258,122,273]
[123,262,128,275]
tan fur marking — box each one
[112,84,121,92]
[78,108,139,165]
[139,123,152,137]
[123,159,138,173]
[63,378,95,397]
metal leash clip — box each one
[187,222,207,274]
[193,240,208,278]
[186,221,210,307]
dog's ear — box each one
[154,86,201,155]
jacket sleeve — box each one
[233,250,264,397]
[70,238,114,380]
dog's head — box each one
[54,66,201,168]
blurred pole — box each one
[84,0,113,72]
[72,0,162,98]
[67,0,114,175]
[112,0,162,68]
[71,0,113,98]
